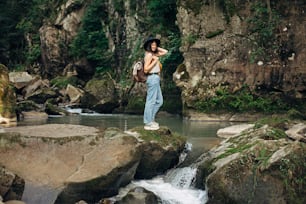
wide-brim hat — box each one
[143,36,160,50]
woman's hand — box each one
[144,53,159,73]
[156,47,168,57]
[152,55,159,61]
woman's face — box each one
[151,41,157,52]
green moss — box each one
[183,34,199,46]
[254,116,289,130]
[205,29,224,38]
[287,109,306,120]
[0,132,26,147]
[270,143,306,203]
[216,143,255,160]
[50,76,79,89]
[131,126,186,148]
[261,128,287,140]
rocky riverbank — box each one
[0,124,186,203]
[195,118,306,204]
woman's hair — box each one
[145,40,159,53]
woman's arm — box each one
[157,47,168,57]
[144,53,159,73]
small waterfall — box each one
[124,142,208,204]
[132,167,207,204]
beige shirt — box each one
[145,52,161,73]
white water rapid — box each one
[113,143,208,204]
[132,167,207,204]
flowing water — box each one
[17,109,230,204]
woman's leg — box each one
[152,83,163,120]
[143,75,162,124]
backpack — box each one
[132,59,147,83]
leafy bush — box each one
[69,0,112,74]
[247,2,280,63]
[195,85,288,113]
[50,76,79,89]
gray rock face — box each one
[175,1,306,112]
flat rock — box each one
[285,123,306,142]
[0,124,138,188]
[216,123,254,138]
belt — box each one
[147,72,159,75]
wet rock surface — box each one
[0,124,186,203]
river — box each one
[18,109,230,204]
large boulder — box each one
[0,125,186,203]
[129,127,186,179]
[0,64,16,125]
[8,72,33,90]
[81,77,119,113]
[195,121,306,204]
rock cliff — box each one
[175,0,306,113]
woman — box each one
[143,36,168,130]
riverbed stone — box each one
[216,123,255,138]
[285,123,306,142]
[115,187,159,204]
[8,72,34,90]
[196,122,306,204]
[81,77,119,113]
[0,167,24,202]
[0,124,186,203]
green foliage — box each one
[254,116,289,129]
[0,0,32,67]
[183,34,198,46]
[247,2,280,63]
[1,0,66,68]
[113,0,124,14]
[69,0,112,75]
[195,85,288,113]
[147,0,178,34]
[218,0,237,23]
[50,76,79,89]
[181,0,205,14]
[26,43,41,64]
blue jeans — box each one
[144,74,163,124]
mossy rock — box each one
[0,64,16,118]
[130,126,187,179]
[131,126,186,149]
[124,96,145,114]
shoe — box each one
[144,122,159,130]
[152,121,159,127]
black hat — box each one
[143,36,160,50]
